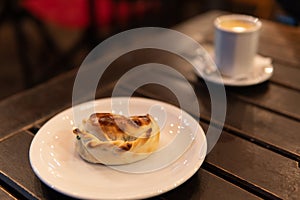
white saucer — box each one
[29,97,207,200]
[193,44,274,86]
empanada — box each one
[73,113,160,165]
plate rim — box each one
[29,97,207,199]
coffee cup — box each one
[214,14,262,78]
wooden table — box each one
[1,10,299,200]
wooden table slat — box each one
[0,186,17,200]
[204,125,300,200]
[230,83,300,121]
[271,63,300,91]
[0,70,76,139]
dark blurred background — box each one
[0,0,299,99]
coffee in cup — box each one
[214,14,262,78]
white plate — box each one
[29,97,207,200]
[193,44,274,86]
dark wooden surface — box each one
[1,10,300,199]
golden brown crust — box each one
[73,113,160,165]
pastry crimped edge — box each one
[73,113,160,165]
